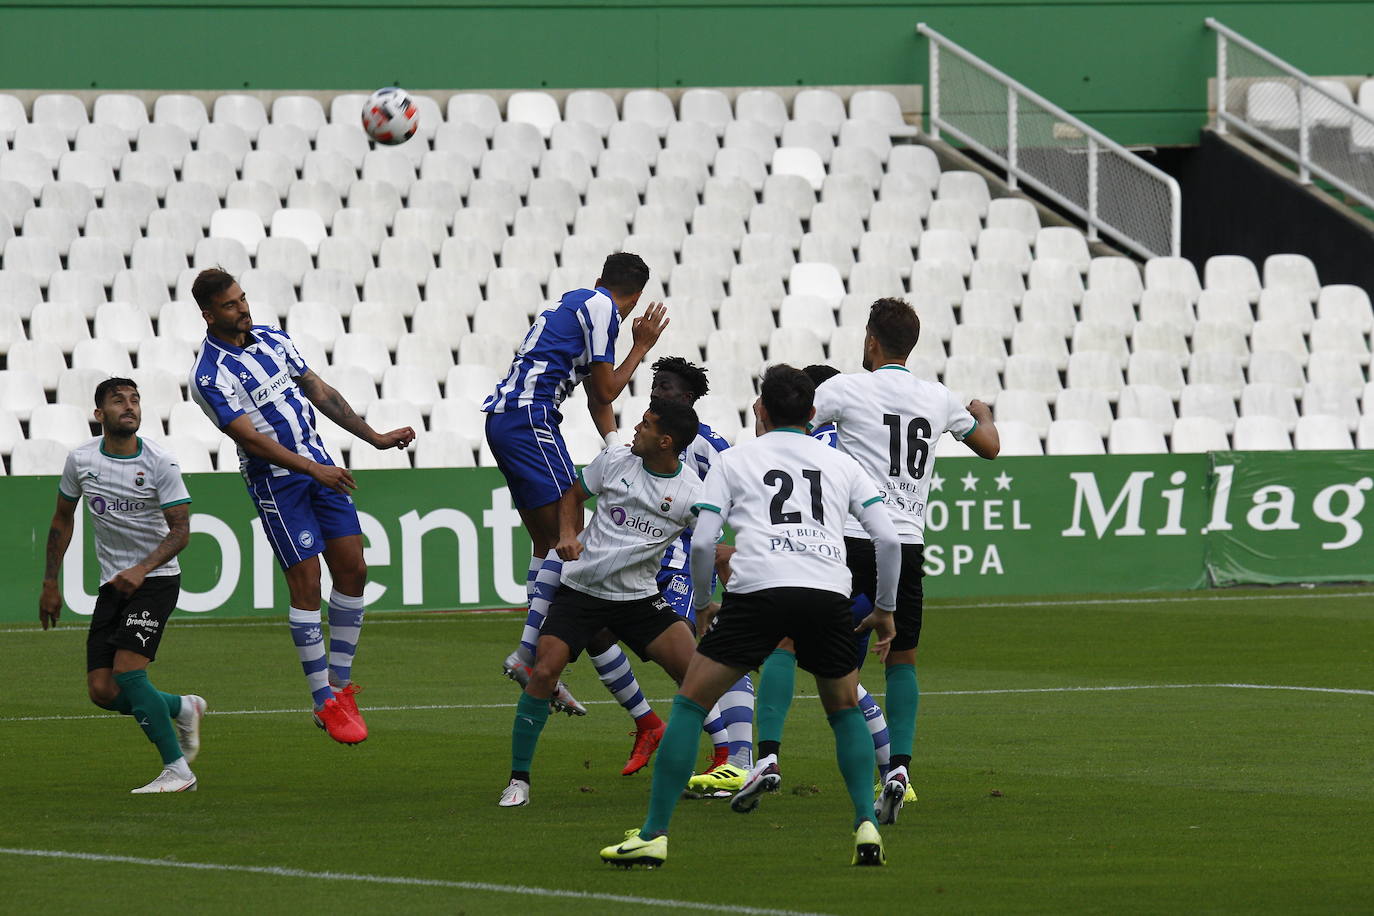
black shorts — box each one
[847,538,925,653]
[86,575,180,671]
[697,587,858,679]
[539,584,690,663]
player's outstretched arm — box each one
[854,501,900,659]
[554,480,592,562]
[108,504,191,596]
[222,415,357,494]
[39,495,77,630]
[584,302,669,435]
[962,399,1000,459]
[690,510,725,637]
[297,369,416,451]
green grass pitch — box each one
[3,587,1372,914]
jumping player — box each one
[499,400,703,807]
[39,377,205,793]
[189,268,415,745]
[483,252,668,716]
[600,365,901,869]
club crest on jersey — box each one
[298,530,315,548]
[135,471,145,487]
[660,495,673,512]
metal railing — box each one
[1207,18,1374,210]
[918,23,1181,259]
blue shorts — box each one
[657,566,695,624]
[484,405,577,510]
[248,472,363,570]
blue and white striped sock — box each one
[326,590,366,687]
[721,674,756,769]
[857,683,892,780]
[289,607,333,709]
[703,706,729,755]
[518,552,562,663]
[591,645,652,720]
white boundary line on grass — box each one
[4,683,1370,724]
[0,847,832,915]
[3,587,1372,635]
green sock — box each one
[641,694,708,839]
[97,689,181,718]
[828,705,878,829]
[885,664,919,760]
[114,670,184,766]
[511,691,551,774]
[757,648,797,746]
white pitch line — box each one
[4,586,1373,635]
[4,683,1370,724]
[0,847,831,916]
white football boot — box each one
[498,778,530,807]
[174,695,206,763]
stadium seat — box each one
[666,119,720,164]
[782,120,835,165]
[299,269,359,318]
[1240,383,1299,432]
[0,366,48,420]
[155,300,206,349]
[22,207,80,255]
[941,354,1000,403]
[1066,351,1124,401]
[1302,383,1360,432]
[0,94,25,143]
[949,324,1009,371]
[994,389,1052,439]
[1309,317,1370,365]
[1204,255,1261,303]
[1028,258,1085,304]
[1055,387,1113,438]
[14,124,69,170]
[1316,284,1373,331]
[87,208,145,257]
[0,407,22,456]
[565,90,619,139]
[286,301,345,350]
[312,128,368,174]
[413,430,477,469]
[1262,253,1320,302]
[209,208,265,258]
[1087,256,1144,303]
[976,228,1031,274]
[286,180,343,229]
[136,338,194,379]
[1108,417,1167,454]
[1035,227,1091,273]
[1233,415,1292,450]
[0,149,53,197]
[330,332,391,384]
[92,94,149,142]
[771,147,826,192]
[1072,322,1130,365]
[1131,322,1190,368]
[680,88,732,137]
[1017,289,1075,339]
[1245,81,1298,130]
[380,364,440,415]
[254,238,311,288]
[1294,414,1353,450]
[271,95,327,139]
[30,403,94,448]
[1179,383,1238,433]
[1011,322,1070,371]
[1137,288,1196,332]
[11,438,69,475]
[212,94,267,140]
[1187,350,1247,399]
[1195,289,1255,331]
[1257,287,1316,331]
[1144,256,1202,304]
[1046,419,1104,455]
[1170,416,1229,453]
[623,89,676,137]
[984,196,1040,242]
[93,301,154,354]
[1305,352,1365,391]
[1250,319,1309,366]
[29,301,89,353]
[129,365,184,422]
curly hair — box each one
[650,355,710,402]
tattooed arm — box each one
[295,370,415,450]
[107,504,191,596]
[39,494,78,629]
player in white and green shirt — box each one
[600,365,903,869]
[39,377,206,794]
[500,399,705,808]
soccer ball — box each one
[361,87,419,145]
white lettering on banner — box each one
[61,511,97,615]
[178,515,239,612]
[922,544,1004,577]
[1159,471,1188,535]
[1312,478,1373,550]
[400,509,479,605]
[1206,464,1235,533]
[1247,485,1300,532]
[482,488,529,606]
[1061,471,1154,537]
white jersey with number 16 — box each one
[694,429,884,598]
[812,365,976,544]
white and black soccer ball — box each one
[361,87,419,145]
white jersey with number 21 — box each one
[812,365,976,545]
[694,429,884,598]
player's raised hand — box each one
[855,607,897,663]
[311,462,357,494]
[554,532,584,563]
[373,426,416,450]
[967,399,993,423]
[631,301,669,349]
[39,580,62,630]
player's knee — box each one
[527,663,561,696]
[88,683,117,707]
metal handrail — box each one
[917,22,1182,260]
[1206,17,1374,210]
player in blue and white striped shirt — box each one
[483,253,668,716]
[188,268,415,746]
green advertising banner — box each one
[2,451,1271,623]
[1204,450,1374,586]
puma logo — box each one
[134,632,150,647]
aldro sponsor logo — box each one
[608,506,666,538]
[89,495,147,516]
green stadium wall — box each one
[6,452,1372,623]
[2,2,1374,145]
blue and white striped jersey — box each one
[482,286,620,414]
[811,421,839,449]
[189,325,333,481]
[661,422,731,570]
